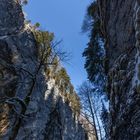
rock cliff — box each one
[0,0,96,140]
[98,0,140,139]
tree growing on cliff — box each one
[33,26,70,70]
[82,1,105,86]
[0,25,70,123]
[82,2,108,139]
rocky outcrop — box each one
[0,0,96,140]
[98,0,140,139]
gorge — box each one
[1,0,140,140]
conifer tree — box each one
[82,1,105,84]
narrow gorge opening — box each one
[1,0,140,140]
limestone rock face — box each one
[0,0,95,140]
[98,0,140,139]
[0,0,24,36]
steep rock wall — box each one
[98,0,140,139]
[0,0,96,140]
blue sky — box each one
[24,0,91,89]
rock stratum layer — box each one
[0,1,96,140]
[98,0,140,139]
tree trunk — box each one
[87,93,99,140]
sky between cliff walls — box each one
[24,0,91,89]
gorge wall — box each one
[0,0,96,140]
[98,0,140,139]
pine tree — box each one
[82,1,105,84]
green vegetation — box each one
[33,28,55,67]
[34,22,40,28]
[54,68,81,114]
[54,68,71,92]
[55,68,70,84]
[32,23,68,69]
[81,2,108,139]
[67,92,81,114]
[82,1,105,84]
[34,30,54,46]
[32,23,81,115]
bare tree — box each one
[33,30,70,66]
[78,81,103,140]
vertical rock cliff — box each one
[0,0,96,140]
[97,0,140,139]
